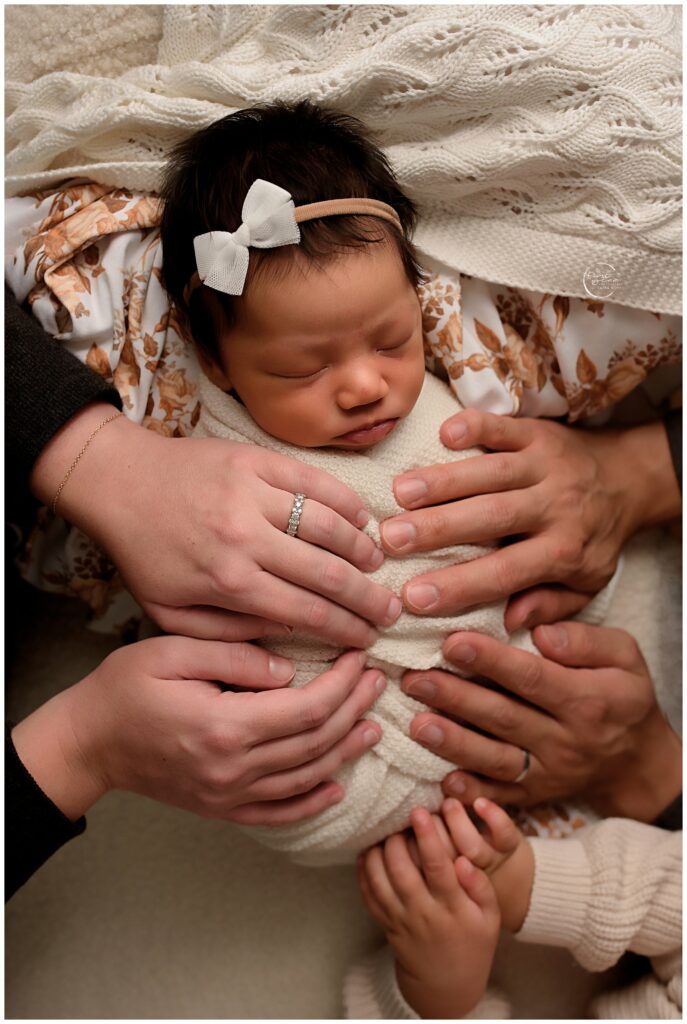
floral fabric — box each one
[5,184,682,632]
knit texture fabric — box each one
[196,371,615,865]
[6,5,682,314]
[344,820,682,1019]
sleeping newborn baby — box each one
[161,104,613,864]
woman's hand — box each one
[358,806,500,1019]
[402,622,681,821]
[381,411,680,629]
[12,640,385,825]
[30,404,400,646]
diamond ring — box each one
[286,492,306,537]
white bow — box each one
[193,179,301,296]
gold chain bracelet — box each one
[51,411,124,515]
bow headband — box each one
[187,178,403,301]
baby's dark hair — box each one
[159,100,424,360]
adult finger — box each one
[391,451,532,511]
[441,771,528,808]
[225,781,344,825]
[269,493,384,572]
[505,586,592,631]
[402,670,550,751]
[263,537,401,627]
[257,448,370,529]
[239,572,379,649]
[533,621,646,672]
[442,632,572,713]
[151,636,296,690]
[439,408,535,453]
[147,603,295,643]
[402,537,561,615]
[409,807,457,898]
[381,490,539,554]
[410,711,532,782]
[253,669,385,771]
[240,650,369,745]
[247,718,382,800]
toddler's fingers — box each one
[455,857,499,917]
[473,797,521,854]
[441,798,493,869]
[383,832,426,905]
[357,855,392,929]
[410,807,458,898]
[364,845,405,920]
[431,811,459,859]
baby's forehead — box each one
[241,249,419,341]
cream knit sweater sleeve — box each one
[343,820,681,1019]
[518,819,682,1018]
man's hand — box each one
[12,641,385,825]
[380,411,680,628]
[30,405,400,646]
[401,622,681,821]
[358,806,500,1019]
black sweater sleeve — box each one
[5,285,122,489]
[5,725,86,900]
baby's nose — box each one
[337,366,389,409]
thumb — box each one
[505,586,591,631]
[146,602,293,642]
[533,620,643,671]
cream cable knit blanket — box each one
[196,371,613,866]
[6,5,682,314]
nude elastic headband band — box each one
[186,178,403,301]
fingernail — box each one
[362,726,380,747]
[405,583,440,611]
[404,677,437,701]
[415,722,444,748]
[447,642,476,664]
[539,624,567,648]
[374,672,387,695]
[267,624,294,636]
[395,477,427,506]
[368,546,384,570]
[353,650,368,669]
[356,509,369,528]
[384,595,403,624]
[445,420,468,445]
[443,797,459,811]
[381,520,416,551]
[268,656,296,681]
[445,774,466,795]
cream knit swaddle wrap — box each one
[196,371,615,865]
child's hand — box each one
[358,807,500,1019]
[442,797,535,932]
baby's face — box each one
[205,243,426,449]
